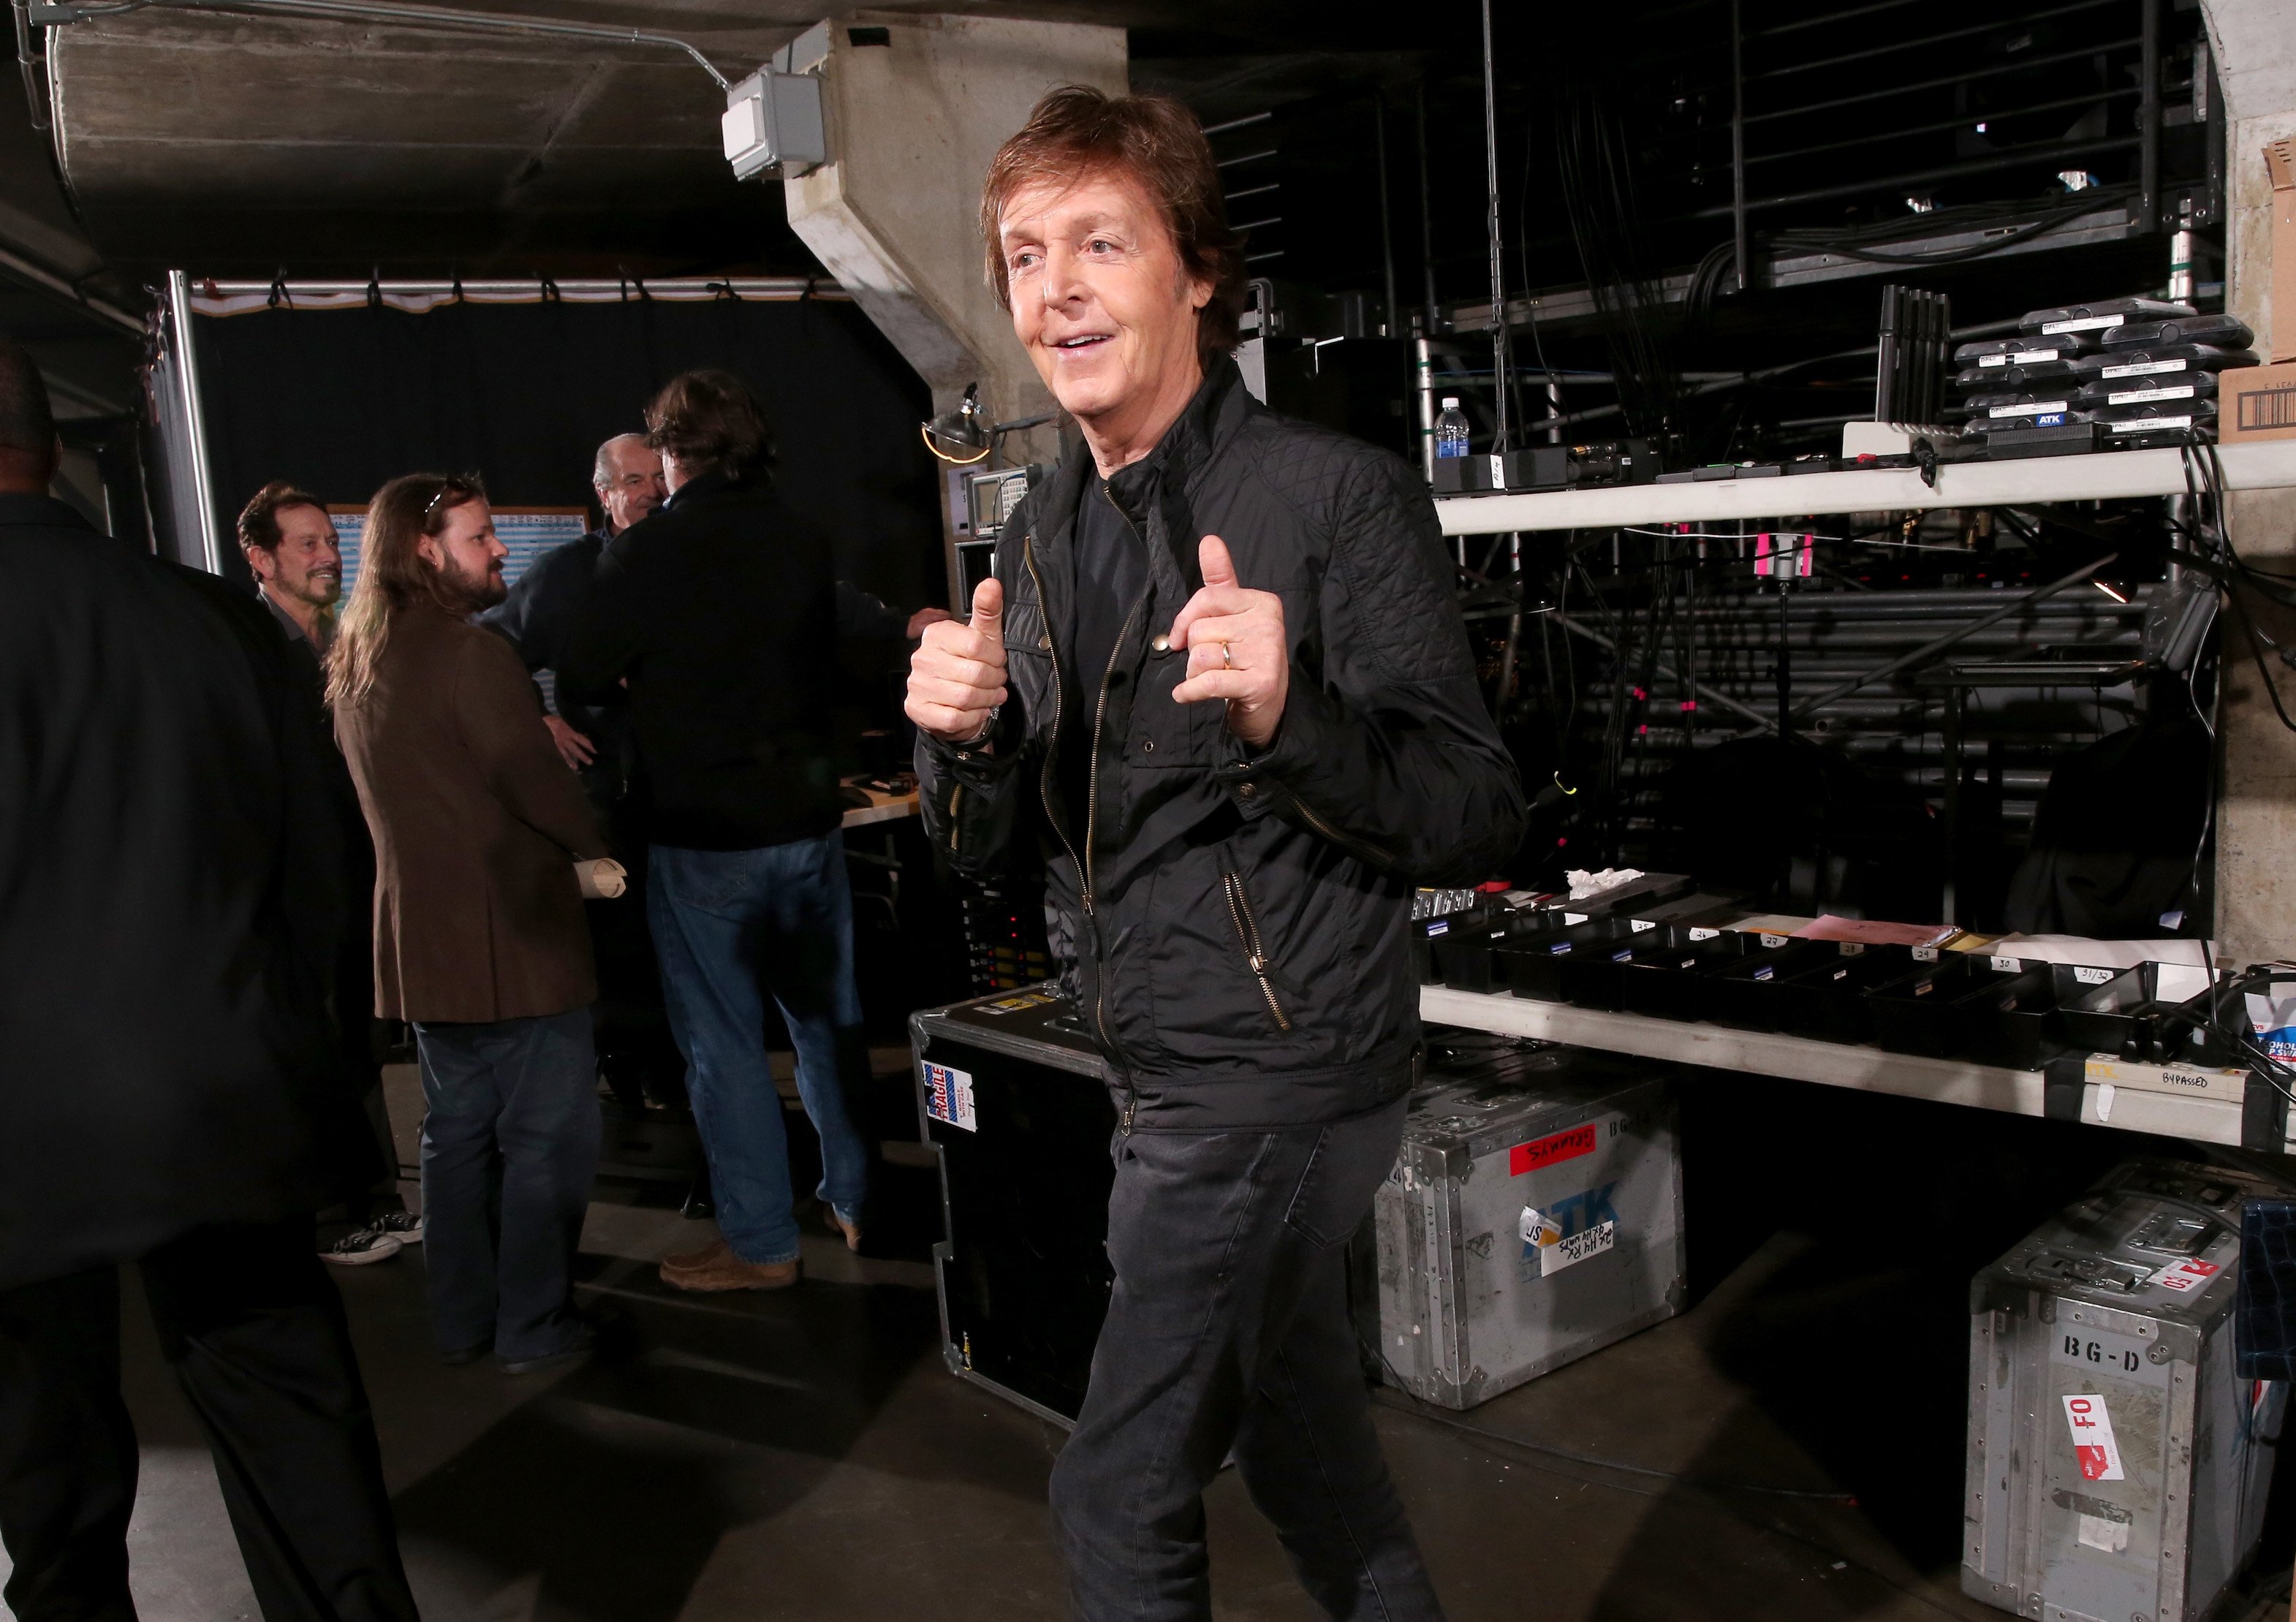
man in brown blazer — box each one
[331,473,608,1375]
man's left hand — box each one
[1169,534,1287,751]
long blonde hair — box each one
[325,473,485,710]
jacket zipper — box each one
[1221,865,1291,1031]
[1026,531,1140,1132]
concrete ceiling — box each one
[31,0,1405,276]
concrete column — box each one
[783,12,1126,480]
[2205,0,2296,963]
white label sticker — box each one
[1913,945,1940,963]
[2107,415,2194,433]
[1630,917,1656,932]
[2062,1393,2125,1481]
[1689,927,1719,941]
[2072,965,2115,985]
[921,1062,977,1132]
[1563,912,1588,926]
[1980,348,2058,366]
[1541,1219,1616,1276]
[1990,954,2022,973]
[2077,1513,2130,1553]
[2094,1082,2116,1121]
[1760,932,1789,949]
[2042,314,2124,334]
[2102,357,2189,379]
[2151,1257,2222,1294]
[1426,919,1450,936]
[1988,400,2070,418]
[2107,384,2197,406]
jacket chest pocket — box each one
[1127,637,1224,768]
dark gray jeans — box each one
[1049,1097,1444,1622]
[412,1007,599,1361]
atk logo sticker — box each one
[1520,1182,1619,1281]
[2062,1394,2125,1482]
[922,1063,977,1132]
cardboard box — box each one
[2270,137,2295,363]
[2219,360,2296,444]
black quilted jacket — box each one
[918,362,1525,1129]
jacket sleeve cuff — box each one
[920,713,1024,782]
[1212,664,1335,819]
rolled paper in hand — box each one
[575,857,628,900]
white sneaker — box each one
[321,1228,403,1266]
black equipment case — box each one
[912,988,1116,1427]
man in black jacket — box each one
[0,338,418,1621]
[907,90,1522,1621]
[558,371,872,1292]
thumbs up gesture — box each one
[1170,535,1289,751]
[906,577,1009,743]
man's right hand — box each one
[906,577,1008,743]
[544,714,596,771]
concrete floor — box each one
[7,1063,2295,1622]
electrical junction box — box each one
[1962,1160,2284,1622]
[721,70,825,181]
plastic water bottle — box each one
[1435,397,1471,460]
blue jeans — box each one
[648,833,871,1265]
[412,1008,599,1360]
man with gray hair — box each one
[482,431,664,789]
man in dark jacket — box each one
[0,337,420,1622]
[238,480,415,1266]
[908,91,1523,1620]
[558,371,873,1292]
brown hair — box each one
[980,86,1248,366]
[324,472,485,710]
[643,370,774,483]
[236,480,325,556]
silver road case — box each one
[1365,1039,1686,1409]
[1963,1160,2286,1622]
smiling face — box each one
[999,169,1212,471]
[252,501,343,611]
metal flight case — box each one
[911,987,1115,1427]
[1362,1034,1688,1410]
[1963,1160,2286,1622]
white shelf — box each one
[1420,985,2275,1151]
[1434,439,2296,536]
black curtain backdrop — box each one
[192,295,943,612]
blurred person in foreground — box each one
[239,480,420,1266]
[559,371,873,1291]
[906,88,1525,1620]
[0,336,419,1621]
[329,474,608,1373]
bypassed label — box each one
[922,1062,977,1132]
[2151,1257,2222,1294]
[2083,1055,2248,1102]
[2102,357,2187,379]
[1510,1121,1598,1175]
[2062,1393,2125,1481]
[2106,384,2197,406]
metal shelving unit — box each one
[1435,439,2296,535]
[1421,987,2279,1151]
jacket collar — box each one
[1026,357,1251,601]
[662,468,767,512]
[0,493,96,531]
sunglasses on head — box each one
[424,479,480,522]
